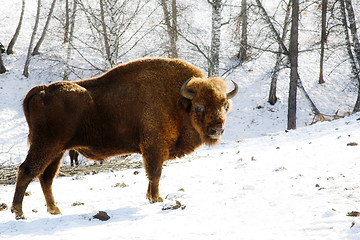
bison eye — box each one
[195,106,203,113]
[224,102,229,111]
[194,104,204,114]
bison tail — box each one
[23,85,46,142]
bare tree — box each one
[64,0,70,43]
[63,0,77,80]
[208,0,222,76]
[288,0,299,130]
[256,0,322,120]
[0,51,6,74]
[32,0,57,56]
[268,0,291,105]
[23,0,41,77]
[7,0,25,55]
[255,0,289,55]
[237,0,248,62]
[318,0,327,84]
[160,0,178,58]
[99,0,111,66]
[339,0,358,81]
[344,0,360,64]
[339,0,360,112]
[171,0,178,53]
[76,0,156,70]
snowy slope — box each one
[1,114,360,239]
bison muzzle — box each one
[11,58,238,219]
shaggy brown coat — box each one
[11,58,237,219]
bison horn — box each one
[227,80,238,99]
[180,78,196,100]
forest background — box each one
[2,0,360,130]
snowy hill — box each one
[1,0,360,239]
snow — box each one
[1,0,360,239]
[2,118,360,239]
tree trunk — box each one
[339,0,359,79]
[345,0,360,64]
[0,53,6,74]
[296,74,321,117]
[318,0,327,84]
[288,0,299,130]
[238,0,248,62]
[23,0,41,77]
[63,0,77,80]
[161,0,178,58]
[32,0,57,56]
[209,0,222,77]
[268,0,291,105]
[6,0,25,55]
[170,0,178,58]
[340,0,360,112]
[99,0,111,67]
[171,0,177,42]
[64,0,70,43]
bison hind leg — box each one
[39,152,64,215]
[11,146,64,219]
[11,153,43,220]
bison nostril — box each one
[211,127,224,135]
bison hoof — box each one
[11,206,25,220]
[47,206,61,215]
[15,214,26,220]
[147,195,163,203]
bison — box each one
[69,149,104,166]
[11,58,238,219]
[69,149,79,167]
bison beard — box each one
[11,58,238,219]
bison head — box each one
[180,77,238,145]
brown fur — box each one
[11,58,235,219]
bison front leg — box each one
[146,168,163,203]
[141,147,167,203]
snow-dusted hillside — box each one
[1,0,360,239]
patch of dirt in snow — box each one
[0,154,143,185]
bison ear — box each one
[179,98,192,112]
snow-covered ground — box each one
[2,0,360,239]
[1,115,360,239]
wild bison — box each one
[69,149,104,166]
[11,58,238,219]
[69,149,79,166]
